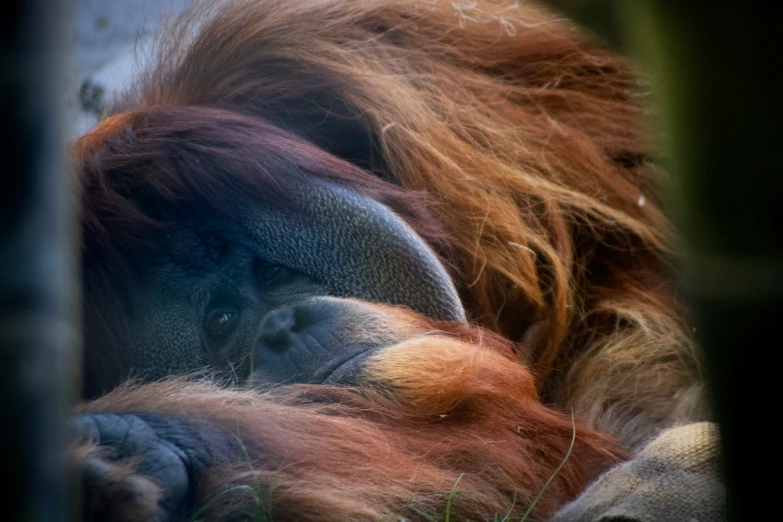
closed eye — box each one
[254,260,296,290]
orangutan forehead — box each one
[165,224,224,265]
[153,218,236,277]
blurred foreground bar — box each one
[552,1,780,520]
[1,1,79,521]
[626,4,780,520]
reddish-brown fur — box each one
[74,0,709,450]
[71,0,711,519]
[78,307,625,521]
[76,107,453,394]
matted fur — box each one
[76,0,707,451]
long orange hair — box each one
[77,0,707,448]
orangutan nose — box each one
[258,307,298,352]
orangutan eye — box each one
[204,307,240,341]
[254,260,294,289]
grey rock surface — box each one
[67,0,190,139]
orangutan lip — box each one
[317,349,376,384]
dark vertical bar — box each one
[0,1,79,521]
[549,2,774,519]
[620,3,776,520]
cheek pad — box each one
[238,178,466,323]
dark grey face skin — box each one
[122,179,465,386]
[127,227,408,385]
[126,220,329,382]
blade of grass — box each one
[444,473,464,522]
[519,411,576,521]
[500,489,518,522]
[408,506,440,522]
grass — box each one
[410,410,577,522]
[517,410,577,521]
[492,490,517,522]
[191,413,577,522]
[408,473,464,522]
[190,433,274,522]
